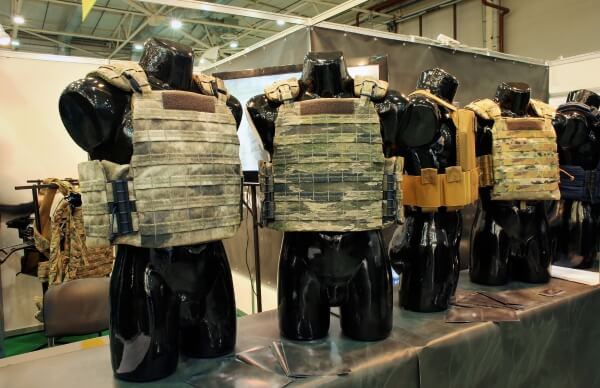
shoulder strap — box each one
[193,73,229,102]
[354,76,388,104]
[409,89,457,112]
[464,98,501,120]
[87,61,151,94]
[529,99,556,119]
[265,78,300,104]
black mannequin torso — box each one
[247,51,405,341]
[470,82,553,285]
[59,38,241,382]
[552,89,600,268]
[388,68,462,312]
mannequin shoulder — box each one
[246,94,281,122]
[373,89,408,114]
[225,94,243,129]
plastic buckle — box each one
[123,72,142,93]
[108,180,135,242]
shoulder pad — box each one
[354,76,388,99]
[87,61,151,94]
[265,78,300,103]
[465,98,500,120]
[193,73,229,101]
[408,89,456,112]
[529,99,555,119]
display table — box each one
[1,272,599,388]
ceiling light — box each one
[276,20,285,26]
[170,19,182,29]
[12,15,25,25]
[0,25,10,46]
[133,43,144,51]
[229,40,238,49]
[11,39,19,47]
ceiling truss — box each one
[0,0,420,60]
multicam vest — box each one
[401,90,479,212]
[33,179,113,286]
[78,62,242,248]
[259,76,403,232]
[466,98,560,201]
[556,102,600,203]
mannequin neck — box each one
[495,82,530,116]
[138,38,194,90]
[300,51,352,97]
[567,89,600,109]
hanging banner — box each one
[82,0,96,21]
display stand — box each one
[242,171,263,312]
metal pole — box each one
[250,185,262,312]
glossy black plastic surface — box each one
[389,68,462,312]
[552,89,600,268]
[58,38,240,382]
[470,82,552,285]
[247,51,404,340]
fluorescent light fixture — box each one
[170,19,182,29]
[229,40,238,48]
[133,43,144,51]
[276,20,285,26]
[11,39,20,47]
[12,15,25,25]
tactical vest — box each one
[78,62,242,248]
[401,90,479,212]
[466,98,560,201]
[33,179,113,286]
[557,102,600,203]
[259,76,403,232]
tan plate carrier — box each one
[465,98,560,201]
[401,90,479,212]
[78,61,242,248]
[259,76,403,232]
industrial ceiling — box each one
[0,0,440,61]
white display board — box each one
[549,52,600,107]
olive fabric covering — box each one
[466,98,560,201]
[260,77,403,232]
[78,61,242,248]
[401,89,479,211]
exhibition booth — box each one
[1,2,599,387]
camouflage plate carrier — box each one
[259,76,403,232]
[466,98,560,201]
[33,179,113,286]
[78,62,242,248]
[401,90,479,212]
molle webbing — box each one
[401,90,479,211]
[559,165,600,203]
[466,98,560,201]
[79,63,241,248]
[261,95,402,232]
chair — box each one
[43,277,110,347]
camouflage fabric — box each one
[401,90,479,211]
[466,98,560,201]
[34,179,113,286]
[260,77,403,232]
[79,61,242,248]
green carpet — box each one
[3,330,109,358]
[2,309,247,358]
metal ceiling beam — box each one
[30,0,276,33]
[20,29,101,57]
[108,4,168,58]
[10,0,23,43]
[4,25,127,43]
[202,0,368,70]
[137,0,308,24]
